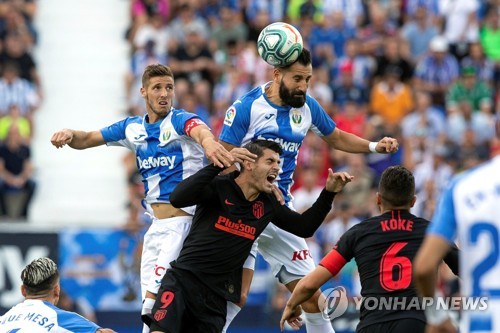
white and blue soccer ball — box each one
[257,22,303,67]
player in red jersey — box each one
[281,165,459,333]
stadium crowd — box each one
[1,0,499,329]
[120,0,499,316]
[0,0,39,219]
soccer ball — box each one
[257,22,303,67]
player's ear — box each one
[273,67,282,82]
[140,86,146,98]
[410,195,417,208]
[20,284,27,297]
[375,192,382,206]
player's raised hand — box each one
[229,147,257,164]
[325,169,353,193]
[201,137,235,168]
[375,136,399,153]
[51,129,74,148]
[280,304,303,331]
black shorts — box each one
[357,318,426,333]
[149,268,227,333]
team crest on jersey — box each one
[253,201,264,219]
[154,309,167,321]
[290,109,303,126]
[161,126,172,143]
[224,107,236,126]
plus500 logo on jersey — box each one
[136,156,176,170]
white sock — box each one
[303,311,335,333]
[222,302,242,333]
[141,297,156,333]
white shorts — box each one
[140,215,192,298]
[252,223,315,284]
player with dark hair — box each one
[148,139,353,333]
[281,165,459,333]
[0,257,115,332]
[219,47,399,332]
[50,64,251,333]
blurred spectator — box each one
[308,67,333,114]
[413,144,453,197]
[177,91,211,125]
[337,153,376,219]
[322,0,364,29]
[446,100,495,146]
[438,0,480,60]
[411,178,438,220]
[0,61,39,121]
[332,38,374,88]
[210,6,248,61]
[322,201,360,252]
[369,65,414,130]
[414,35,459,110]
[0,123,35,219]
[308,11,355,68]
[331,60,369,114]
[479,6,500,88]
[400,5,439,64]
[460,42,495,85]
[244,0,286,23]
[168,2,209,44]
[132,13,171,57]
[0,32,41,92]
[291,168,324,213]
[169,23,219,112]
[246,9,271,43]
[401,90,446,169]
[0,103,30,142]
[357,4,397,57]
[287,0,323,25]
[0,4,36,49]
[404,0,440,25]
[373,37,414,83]
[334,99,368,139]
[446,66,493,114]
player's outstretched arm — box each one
[189,125,235,168]
[51,129,105,150]
[324,128,399,154]
[280,266,332,331]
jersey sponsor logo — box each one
[256,135,301,153]
[292,249,311,261]
[224,199,235,206]
[215,216,256,240]
[136,156,176,170]
[252,201,264,219]
[380,218,414,232]
[224,107,236,126]
[290,109,303,126]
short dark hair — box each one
[142,64,174,87]
[280,48,312,70]
[378,166,415,207]
[243,139,283,158]
[21,257,59,296]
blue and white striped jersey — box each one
[219,83,336,203]
[0,299,99,333]
[100,108,206,214]
[428,155,500,333]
